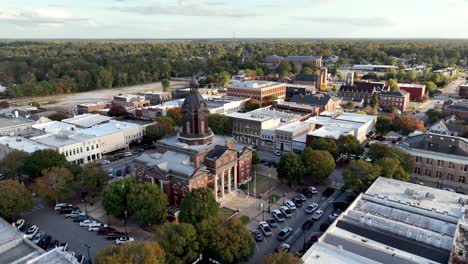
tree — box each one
[108,105,128,117]
[375,116,393,134]
[388,79,400,91]
[345,101,354,109]
[48,113,68,121]
[23,149,67,178]
[261,95,277,107]
[102,178,137,218]
[302,148,335,183]
[143,117,174,143]
[301,67,314,75]
[157,223,200,264]
[367,143,414,175]
[128,183,168,225]
[161,79,170,92]
[263,252,303,264]
[96,241,165,264]
[374,157,410,182]
[0,101,10,109]
[197,217,255,264]
[397,115,425,135]
[208,114,231,135]
[0,150,28,180]
[167,107,182,126]
[252,150,260,165]
[245,99,260,112]
[426,108,443,124]
[343,160,381,191]
[179,188,218,225]
[337,135,363,158]
[309,137,338,158]
[277,61,292,77]
[99,68,114,89]
[77,163,110,195]
[277,152,305,185]
[425,81,438,95]
[33,167,77,202]
[0,180,32,220]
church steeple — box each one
[178,76,213,145]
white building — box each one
[62,114,112,128]
[302,177,468,264]
[32,121,78,135]
[0,136,51,159]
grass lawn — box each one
[239,215,250,225]
[218,207,236,220]
[246,174,279,195]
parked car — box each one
[259,221,272,236]
[19,223,31,233]
[124,152,133,157]
[322,187,335,198]
[272,210,285,222]
[47,240,60,251]
[277,227,293,241]
[443,188,456,193]
[88,223,108,232]
[274,150,281,156]
[333,201,350,211]
[296,194,307,202]
[25,225,39,239]
[267,218,278,228]
[38,235,52,250]
[320,223,330,231]
[284,200,297,211]
[65,210,85,218]
[59,206,79,214]
[329,210,342,221]
[302,189,313,198]
[252,230,263,242]
[115,236,134,245]
[308,186,318,194]
[305,203,318,214]
[302,220,314,231]
[13,219,25,229]
[97,227,116,236]
[79,220,98,227]
[58,242,68,251]
[54,203,73,211]
[275,243,290,253]
[100,160,111,165]
[106,232,125,240]
[73,215,89,223]
[312,209,324,220]
[292,197,303,207]
[280,206,292,218]
[32,231,45,244]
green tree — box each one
[99,68,114,89]
[302,148,335,183]
[337,135,363,158]
[0,180,32,220]
[277,152,305,185]
[0,150,28,180]
[343,160,381,191]
[208,113,231,135]
[77,163,110,195]
[368,143,414,174]
[197,217,255,264]
[23,149,67,178]
[252,150,260,165]
[157,223,200,264]
[128,183,168,225]
[244,99,260,112]
[375,116,393,134]
[309,137,338,158]
[102,178,137,218]
[277,61,292,77]
[263,252,303,264]
[161,79,170,92]
[388,78,400,91]
[33,167,77,202]
[425,81,438,95]
[179,188,218,225]
[426,108,443,124]
[346,101,354,109]
[143,117,174,143]
[167,107,182,126]
[375,157,410,182]
[96,241,165,264]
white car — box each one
[13,219,25,229]
[88,223,107,231]
[272,210,285,222]
[280,206,292,218]
[284,200,297,211]
[308,186,318,194]
[100,160,111,165]
[54,203,72,211]
[124,152,133,157]
[259,221,272,236]
[25,225,39,239]
[65,210,85,218]
[312,209,324,220]
[305,203,318,214]
[273,150,281,156]
[79,220,98,227]
[115,236,134,245]
[443,188,456,193]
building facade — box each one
[459,83,468,99]
[398,83,426,101]
[76,102,109,115]
[443,100,468,121]
[141,91,172,105]
[289,93,341,112]
[113,94,150,108]
[338,82,384,105]
[226,81,286,101]
[378,90,410,112]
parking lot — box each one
[22,198,113,260]
[248,187,351,263]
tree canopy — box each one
[0,180,32,220]
[77,163,110,195]
[96,241,165,264]
[208,113,231,135]
[337,135,363,158]
[157,223,200,264]
[179,188,218,225]
[245,99,260,112]
[0,150,28,180]
[343,160,381,191]
[23,149,67,178]
[128,183,168,225]
[263,252,303,264]
[302,148,335,183]
[33,167,77,202]
[102,178,137,218]
[308,137,338,158]
[277,152,305,185]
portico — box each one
[213,165,238,200]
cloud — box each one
[0,8,88,27]
[298,16,394,27]
[113,0,257,18]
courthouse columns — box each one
[228,167,232,193]
[214,174,218,201]
[221,170,225,198]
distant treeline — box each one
[0,40,467,97]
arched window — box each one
[201,121,205,134]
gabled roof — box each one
[379,90,408,97]
[290,93,338,107]
[205,145,228,160]
[339,82,384,94]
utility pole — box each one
[84,243,92,264]
[267,173,271,213]
[124,210,128,237]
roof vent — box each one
[426,192,435,200]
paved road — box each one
[22,198,113,261]
[258,149,280,163]
[248,187,349,263]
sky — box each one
[1,0,468,39]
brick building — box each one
[459,83,468,99]
[134,79,252,206]
[378,90,410,112]
[289,93,341,112]
[398,83,426,101]
[227,81,286,101]
[443,100,468,121]
[338,81,385,105]
[76,102,110,114]
[113,94,150,108]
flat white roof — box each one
[80,120,141,137]
[228,80,283,89]
[353,64,398,69]
[302,242,379,264]
[32,121,78,133]
[305,116,363,130]
[320,111,376,124]
[0,136,50,153]
[31,131,96,148]
[276,121,311,133]
[136,151,196,177]
[62,114,112,128]
[307,126,354,139]
[398,83,426,89]
[0,117,34,129]
[228,108,300,123]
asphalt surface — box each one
[22,198,113,261]
[248,187,350,263]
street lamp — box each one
[84,243,92,264]
[124,210,128,236]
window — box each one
[414,167,421,174]
[425,169,432,177]
[426,158,432,165]
[73,149,76,155]
[87,146,89,151]
[465,165,468,172]
[437,160,444,167]
[447,173,454,181]
[436,171,443,178]
[449,162,455,169]
[415,156,422,163]
[91,145,94,150]
[458,176,466,184]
